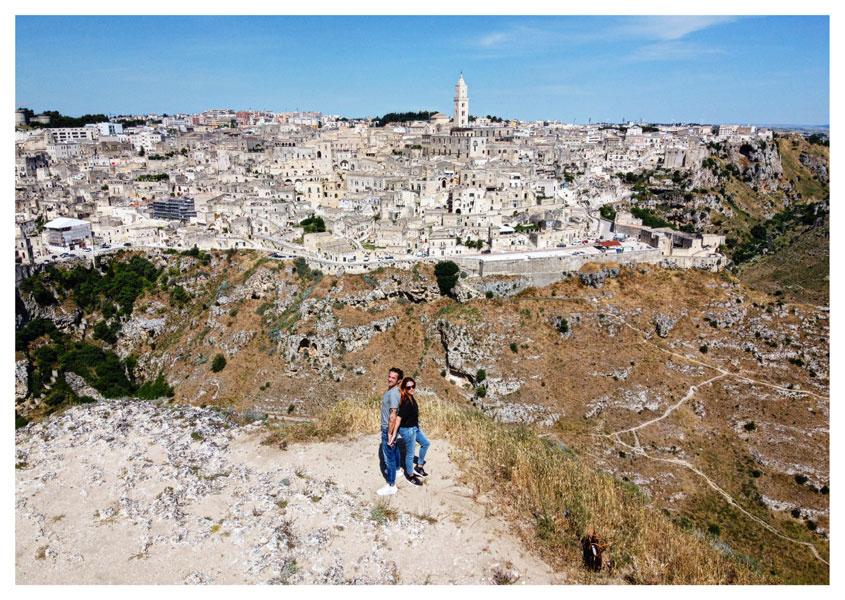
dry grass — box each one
[276,394,765,584]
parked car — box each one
[481,249,491,254]
[123,242,131,247]
[83,247,92,252]
[101,244,111,249]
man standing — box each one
[377,367,403,496]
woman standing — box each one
[390,376,430,486]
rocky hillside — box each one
[613,134,829,305]
[15,250,830,583]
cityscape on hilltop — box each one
[15,72,798,275]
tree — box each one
[599,205,616,221]
[211,354,227,372]
[434,260,460,297]
[299,215,326,234]
[138,147,145,157]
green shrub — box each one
[485,290,494,299]
[707,524,721,538]
[92,320,118,344]
[136,373,175,399]
[211,354,227,372]
[476,369,486,383]
[170,285,190,306]
[557,318,570,334]
[509,342,518,353]
[16,318,61,352]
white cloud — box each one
[628,40,728,62]
[478,32,509,47]
[615,16,739,41]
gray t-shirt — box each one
[380,386,400,430]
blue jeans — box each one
[380,428,401,485]
[398,426,430,475]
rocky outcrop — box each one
[436,320,488,386]
[334,273,440,307]
[64,371,106,402]
[489,402,560,427]
[799,152,829,184]
[459,275,533,300]
[15,360,29,402]
[731,141,783,193]
[578,265,619,289]
[284,316,398,367]
[654,314,677,338]
[19,296,84,333]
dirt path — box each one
[611,373,726,437]
[15,401,564,584]
[608,434,829,566]
[595,310,828,565]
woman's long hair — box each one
[399,377,417,406]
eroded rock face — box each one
[578,266,619,289]
[15,360,29,402]
[490,402,560,427]
[654,314,677,338]
[458,276,533,301]
[21,298,83,334]
[436,320,488,386]
[64,371,106,402]
[799,152,829,184]
[731,142,784,193]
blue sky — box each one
[15,15,829,125]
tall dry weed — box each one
[284,393,764,584]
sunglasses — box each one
[406,384,415,389]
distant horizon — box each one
[16,15,829,125]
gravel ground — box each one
[16,400,562,584]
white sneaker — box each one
[377,484,397,496]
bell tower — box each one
[453,73,469,128]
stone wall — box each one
[454,248,662,287]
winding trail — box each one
[611,373,726,437]
[519,294,829,564]
[593,307,829,565]
[607,432,829,566]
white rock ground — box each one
[16,400,562,584]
